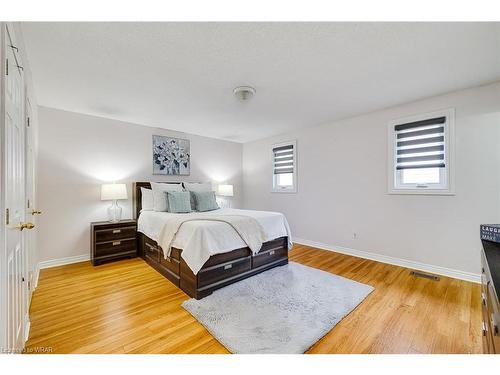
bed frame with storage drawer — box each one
[134,182,289,299]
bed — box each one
[134,182,291,299]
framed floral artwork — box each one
[152,135,190,175]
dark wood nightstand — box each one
[90,219,137,266]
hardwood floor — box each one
[25,244,482,354]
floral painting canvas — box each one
[152,135,190,175]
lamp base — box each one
[216,197,232,209]
[107,200,122,222]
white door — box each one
[25,94,40,314]
[25,96,36,322]
[4,25,31,353]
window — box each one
[272,140,297,193]
[388,109,455,195]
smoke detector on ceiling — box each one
[233,86,256,101]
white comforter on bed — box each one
[137,208,293,274]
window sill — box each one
[271,189,297,194]
[388,189,455,196]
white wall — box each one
[37,107,243,263]
[37,82,500,276]
[243,82,500,276]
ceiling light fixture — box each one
[233,86,256,102]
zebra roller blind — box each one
[273,144,294,174]
[395,116,446,170]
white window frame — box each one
[387,108,455,195]
[271,140,297,193]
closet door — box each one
[25,95,39,310]
[4,24,30,353]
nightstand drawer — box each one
[95,238,136,257]
[95,225,136,243]
[91,220,137,266]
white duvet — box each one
[138,208,293,274]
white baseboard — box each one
[38,254,90,270]
[34,241,481,283]
[33,264,40,289]
[293,237,481,283]
[24,318,30,343]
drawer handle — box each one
[491,314,498,336]
[112,229,121,234]
[269,250,275,255]
[224,264,233,270]
[112,241,121,246]
[482,321,487,336]
[482,292,486,306]
[165,257,171,263]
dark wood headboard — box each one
[133,182,151,219]
[133,181,185,219]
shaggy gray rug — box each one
[182,261,374,353]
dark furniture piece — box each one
[134,182,289,299]
[91,220,137,266]
[481,240,500,354]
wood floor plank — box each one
[25,245,482,354]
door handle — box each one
[31,209,42,215]
[17,222,35,231]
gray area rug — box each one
[182,261,374,353]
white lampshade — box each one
[101,183,128,200]
[217,184,234,197]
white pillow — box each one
[150,182,183,211]
[140,188,154,211]
[183,182,212,192]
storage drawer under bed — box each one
[140,232,288,299]
[143,236,181,261]
[197,256,252,288]
[144,240,160,263]
[252,244,288,269]
[160,253,180,275]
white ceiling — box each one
[21,22,500,143]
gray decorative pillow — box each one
[190,191,219,212]
[184,182,212,210]
[166,191,192,213]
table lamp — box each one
[217,184,234,208]
[101,183,128,222]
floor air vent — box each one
[410,270,440,281]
